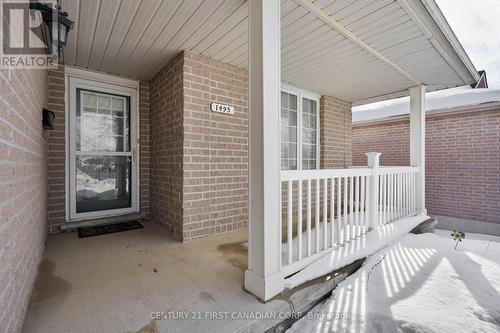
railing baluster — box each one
[390,174,394,223]
[381,174,386,225]
[355,175,360,236]
[398,173,403,219]
[344,176,348,243]
[330,178,335,247]
[323,178,328,250]
[378,174,382,225]
[337,177,342,244]
[287,180,293,265]
[297,179,302,260]
[405,173,408,216]
[349,176,354,239]
[307,179,311,257]
[360,175,365,234]
[316,178,320,253]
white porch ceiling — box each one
[60,0,479,105]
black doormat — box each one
[77,221,143,238]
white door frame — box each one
[65,67,140,221]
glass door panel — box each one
[75,89,132,214]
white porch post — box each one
[409,85,426,215]
[244,0,283,301]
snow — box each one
[284,215,429,289]
[289,231,500,333]
[352,85,500,123]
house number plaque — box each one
[210,102,235,114]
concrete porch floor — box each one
[22,223,292,333]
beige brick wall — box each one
[139,82,151,219]
[149,53,185,240]
[320,95,352,168]
[46,67,66,226]
[0,68,48,333]
[352,109,500,224]
[149,51,352,241]
[182,51,248,240]
[46,67,151,228]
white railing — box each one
[279,164,419,277]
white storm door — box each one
[68,77,138,220]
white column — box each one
[409,85,426,215]
[244,0,283,301]
[366,152,381,230]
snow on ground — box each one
[289,231,500,333]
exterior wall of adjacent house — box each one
[45,67,151,230]
[352,107,500,230]
[0,68,48,333]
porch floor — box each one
[22,223,291,333]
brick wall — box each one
[139,82,150,219]
[0,68,48,333]
[150,51,352,241]
[182,51,249,240]
[46,67,151,228]
[320,96,352,168]
[46,67,65,227]
[149,53,185,240]
[352,108,500,224]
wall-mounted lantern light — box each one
[42,108,55,130]
[29,1,74,55]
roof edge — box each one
[352,101,500,126]
[421,0,480,83]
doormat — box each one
[77,221,143,238]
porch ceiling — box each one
[60,0,478,105]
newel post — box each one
[366,152,381,230]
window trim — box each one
[281,83,321,170]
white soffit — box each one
[60,0,479,104]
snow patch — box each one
[353,86,500,122]
[289,232,500,332]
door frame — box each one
[65,66,140,221]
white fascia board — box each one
[419,0,480,83]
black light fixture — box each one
[29,1,74,55]
[42,108,55,130]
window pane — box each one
[77,90,130,152]
[281,91,298,170]
[289,94,297,110]
[302,97,317,170]
[76,155,131,213]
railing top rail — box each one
[378,166,419,175]
[280,166,418,181]
[280,168,371,181]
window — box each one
[280,86,319,170]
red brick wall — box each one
[0,68,48,333]
[149,53,185,240]
[46,67,151,228]
[352,109,500,224]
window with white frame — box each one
[280,86,320,170]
